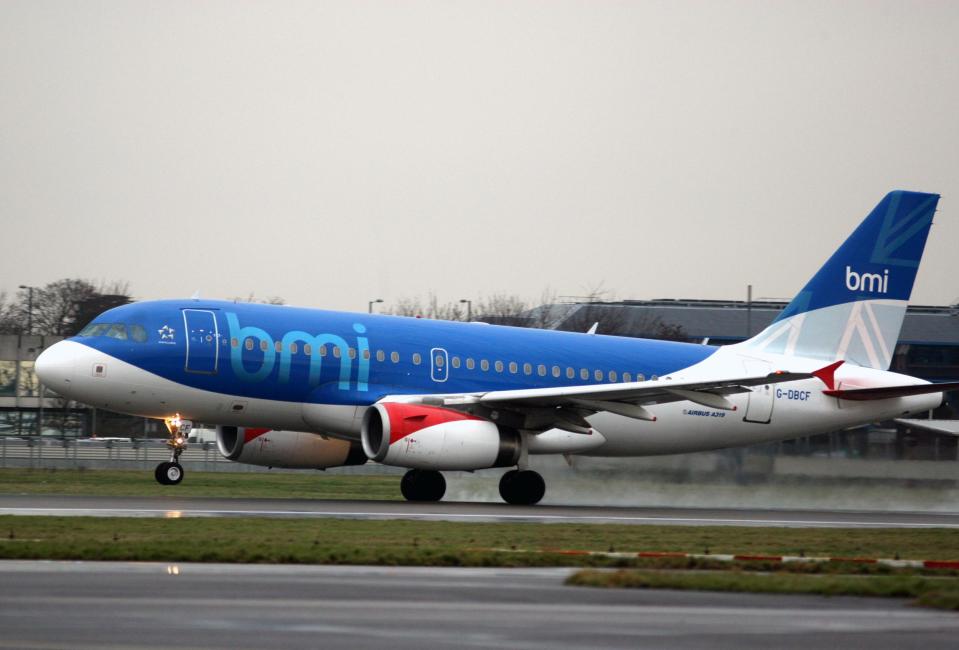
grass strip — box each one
[1,516,958,566]
[566,568,959,611]
[0,468,402,500]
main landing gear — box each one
[155,414,191,486]
[498,469,546,506]
[400,469,446,502]
[398,468,547,505]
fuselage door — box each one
[743,359,774,424]
[431,347,449,383]
[182,309,219,374]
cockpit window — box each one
[105,324,128,340]
[79,323,112,337]
[129,324,148,342]
[78,322,148,343]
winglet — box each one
[812,360,844,390]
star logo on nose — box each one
[158,325,175,341]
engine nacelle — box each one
[215,426,367,469]
[361,403,521,470]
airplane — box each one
[34,190,958,505]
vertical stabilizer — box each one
[741,190,940,369]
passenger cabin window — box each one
[260,340,268,352]
[391,351,400,363]
[348,348,356,359]
[290,342,299,354]
[481,360,490,371]
[412,353,422,365]
[609,370,617,382]
[362,349,370,360]
[466,358,475,370]
[508,361,517,374]
[376,350,385,362]
[304,344,312,356]
[245,338,254,351]
[332,347,340,358]
[274,341,282,353]
[451,356,461,368]
[566,367,574,379]
[231,337,239,348]
[552,365,560,378]
[580,369,589,380]
[594,369,603,381]
[495,361,504,372]
[435,354,444,367]
[537,364,546,377]
[623,372,632,382]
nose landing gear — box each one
[155,414,190,486]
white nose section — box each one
[35,340,77,390]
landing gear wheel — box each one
[499,469,545,505]
[400,469,446,502]
[154,462,184,486]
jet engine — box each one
[215,426,367,469]
[361,403,521,470]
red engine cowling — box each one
[216,426,367,469]
[360,403,521,470]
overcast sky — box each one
[1,1,957,313]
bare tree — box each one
[473,293,530,326]
[1,280,133,336]
[385,292,466,321]
[0,292,21,334]
[557,303,688,340]
[231,293,286,305]
[71,281,132,335]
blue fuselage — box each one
[75,299,718,406]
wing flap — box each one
[476,370,812,408]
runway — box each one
[2,494,959,527]
[1,560,957,650]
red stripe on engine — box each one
[381,403,484,445]
[243,428,271,443]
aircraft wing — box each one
[406,370,812,433]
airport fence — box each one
[0,437,397,474]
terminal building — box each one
[2,300,958,459]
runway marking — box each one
[1,507,957,528]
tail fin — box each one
[741,190,940,369]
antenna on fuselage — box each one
[586,322,599,335]
[190,290,201,301]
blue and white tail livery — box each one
[743,191,940,369]
[34,190,957,504]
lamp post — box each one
[459,299,472,322]
[368,298,384,314]
[18,285,35,335]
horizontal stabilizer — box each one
[895,418,959,436]
[823,382,959,401]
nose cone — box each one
[35,340,77,391]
